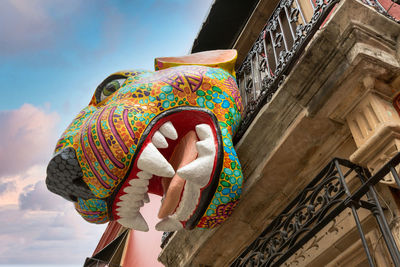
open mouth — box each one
[110,108,222,231]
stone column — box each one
[344,81,400,252]
[347,90,400,185]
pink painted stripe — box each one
[109,106,128,154]
[79,209,102,215]
[84,217,103,222]
[88,115,119,181]
[80,119,110,189]
[97,108,125,169]
[123,109,136,140]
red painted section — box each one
[377,0,400,19]
[92,221,123,255]
[121,194,164,267]
[321,0,399,29]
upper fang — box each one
[137,143,175,177]
[152,131,169,148]
[159,121,178,140]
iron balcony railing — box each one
[231,153,400,266]
[233,0,399,143]
[84,258,121,267]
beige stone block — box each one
[346,92,400,147]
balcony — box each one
[234,0,399,142]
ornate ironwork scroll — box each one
[231,159,362,266]
[234,0,340,142]
[234,0,400,143]
[231,154,400,266]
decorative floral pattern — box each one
[52,64,243,228]
[197,200,239,228]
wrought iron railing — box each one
[233,0,399,143]
[231,153,400,266]
[84,257,121,267]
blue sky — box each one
[0,0,213,264]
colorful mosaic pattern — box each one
[51,52,243,228]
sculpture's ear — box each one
[155,49,237,77]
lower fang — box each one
[137,171,152,180]
[118,213,149,232]
[176,156,213,187]
[155,216,183,231]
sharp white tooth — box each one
[152,131,168,148]
[124,192,146,201]
[124,185,148,194]
[116,206,140,214]
[119,194,145,205]
[116,201,127,207]
[159,121,178,140]
[137,143,175,177]
[127,200,144,208]
[137,171,152,180]
[176,156,214,187]
[119,194,133,202]
[195,124,213,140]
[128,178,149,187]
[196,139,215,156]
[118,195,144,206]
[144,192,150,203]
[116,200,141,208]
[118,213,149,231]
[155,216,183,231]
[174,184,201,221]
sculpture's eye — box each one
[95,75,127,103]
[100,80,121,101]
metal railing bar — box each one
[283,6,297,40]
[334,159,352,196]
[367,185,400,266]
[390,166,400,188]
[268,30,279,68]
[295,0,307,25]
[350,153,400,202]
[334,159,376,266]
[277,16,289,51]
[351,204,376,267]
[262,32,273,79]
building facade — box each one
[159,0,400,266]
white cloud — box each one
[19,180,66,211]
[0,204,106,264]
[0,103,107,264]
[0,104,60,177]
[0,165,46,206]
[0,165,107,264]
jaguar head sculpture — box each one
[46,50,243,231]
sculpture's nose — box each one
[46,147,94,202]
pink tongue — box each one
[158,130,198,219]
